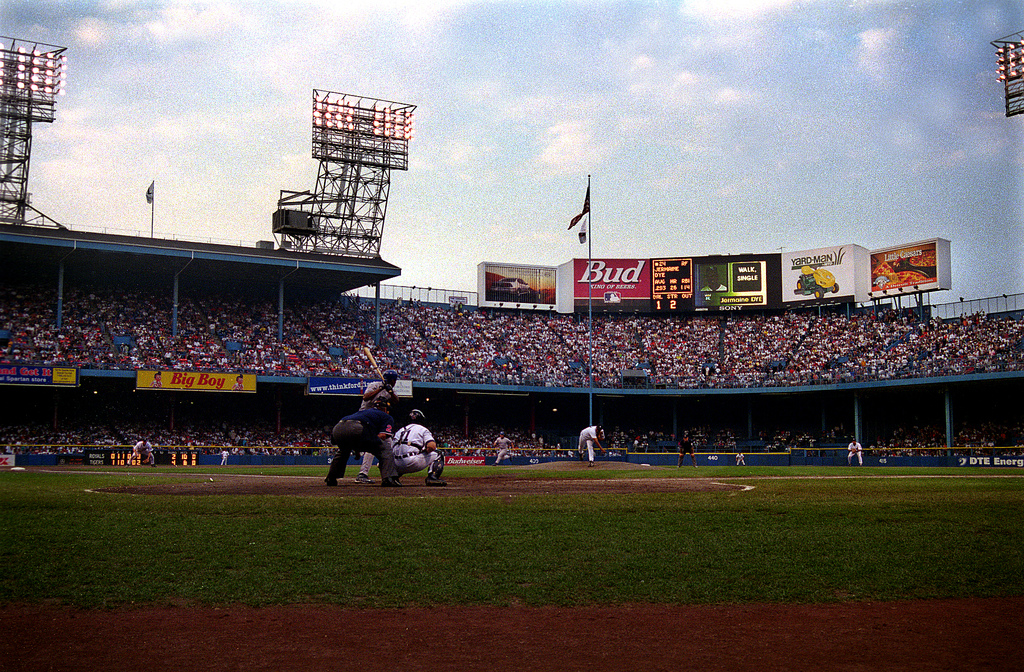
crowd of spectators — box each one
[3,281,1023,390]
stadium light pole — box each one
[275,90,416,257]
[0,36,68,228]
[992,31,1024,117]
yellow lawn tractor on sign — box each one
[795,266,839,300]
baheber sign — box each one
[573,259,651,309]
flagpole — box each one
[586,174,593,427]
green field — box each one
[1,466,1022,609]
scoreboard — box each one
[651,254,782,312]
[58,450,201,467]
[651,258,694,311]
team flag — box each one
[568,185,590,244]
[146,181,154,204]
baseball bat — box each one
[363,346,385,382]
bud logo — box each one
[577,260,646,284]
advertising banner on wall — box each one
[0,365,78,387]
[307,377,412,397]
[565,258,651,313]
[477,262,557,309]
[869,238,951,296]
[136,370,257,392]
[782,244,870,305]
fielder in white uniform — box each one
[391,409,446,486]
[578,425,604,466]
[493,431,514,465]
[132,439,155,467]
[355,370,399,484]
[847,439,863,466]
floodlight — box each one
[992,31,1024,117]
[0,36,68,227]
[275,90,416,257]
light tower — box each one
[993,31,1024,117]
[274,90,415,257]
[0,36,68,227]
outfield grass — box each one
[1,467,1021,609]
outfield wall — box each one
[5,449,1024,469]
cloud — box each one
[854,27,898,84]
[679,0,802,21]
[535,120,610,175]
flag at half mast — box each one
[568,184,589,244]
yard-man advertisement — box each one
[782,244,870,305]
[0,365,78,387]
[477,262,556,309]
[870,238,951,295]
[136,370,256,392]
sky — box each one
[3,0,1022,307]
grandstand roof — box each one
[0,224,401,296]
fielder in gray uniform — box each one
[493,431,514,465]
[391,409,446,486]
[355,370,399,484]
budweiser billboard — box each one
[557,259,651,313]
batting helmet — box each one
[384,370,398,387]
[409,409,426,423]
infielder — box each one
[678,432,697,468]
[847,439,863,466]
[325,399,400,487]
[578,425,604,466]
[132,438,155,467]
[493,430,514,465]
[354,370,399,484]
[391,409,446,486]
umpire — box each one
[325,399,402,487]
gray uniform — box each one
[356,380,398,480]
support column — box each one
[944,388,954,452]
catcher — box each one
[390,409,447,487]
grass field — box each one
[2,466,1022,610]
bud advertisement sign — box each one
[571,258,651,312]
[869,238,951,295]
[782,244,869,305]
[136,370,256,392]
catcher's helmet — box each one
[384,370,398,386]
[409,409,426,423]
[372,396,390,410]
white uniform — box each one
[132,440,154,466]
[392,423,440,476]
[848,440,863,466]
[578,426,602,463]
[221,449,230,466]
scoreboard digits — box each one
[651,258,693,312]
